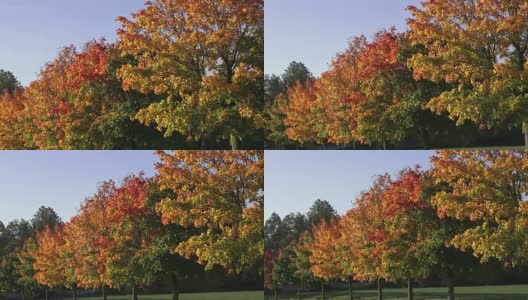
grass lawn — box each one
[266,285,528,299]
[80,291,263,300]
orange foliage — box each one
[155,150,263,272]
[283,80,322,144]
[382,168,423,218]
[357,32,401,81]
[106,176,148,223]
[0,88,27,149]
[66,42,109,89]
[33,225,76,288]
[308,218,344,281]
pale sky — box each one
[0,151,158,224]
[265,0,423,77]
[0,0,145,86]
[264,151,434,220]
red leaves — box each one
[358,32,401,81]
[383,168,424,218]
[343,91,366,104]
[67,41,109,89]
[107,176,148,223]
[92,237,112,249]
[51,102,73,115]
[368,229,388,242]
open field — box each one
[79,291,264,300]
[266,285,528,299]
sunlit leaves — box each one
[308,218,344,281]
[430,150,528,265]
[117,0,264,148]
[33,226,76,289]
[407,0,528,130]
[155,150,264,273]
[280,30,427,147]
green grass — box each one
[266,285,528,299]
[80,291,263,300]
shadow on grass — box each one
[266,291,528,300]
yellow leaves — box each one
[431,150,528,265]
[308,218,345,281]
[154,150,263,272]
[117,0,263,142]
[407,0,528,129]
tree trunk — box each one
[377,278,383,300]
[230,132,239,150]
[321,280,325,300]
[102,285,107,300]
[407,278,413,300]
[297,285,301,300]
[421,127,430,149]
[170,272,179,300]
[298,278,302,300]
[447,282,455,300]
[274,283,278,300]
[447,268,455,300]
[132,286,138,300]
[73,285,78,300]
[348,279,354,300]
[523,121,528,150]
[45,287,49,300]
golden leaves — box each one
[117,0,264,143]
[155,150,263,272]
[431,150,528,265]
[407,0,528,128]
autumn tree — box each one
[380,168,442,300]
[309,218,351,300]
[352,31,423,148]
[97,175,165,300]
[430,151,528,267]
[341,175,391,300]
[265,61,314,149]
[314,36,367,146]
[419,168,479,300]
[33,225,79,300]
[0,88,27,149]
[280,29,456,149]
[408,0,528,146]
[64,182,115,299]
[155,150,264,273]
[283,80,324,145]
[0,207,62,299]
[19,40,177,150]
[117,0,264,150]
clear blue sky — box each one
[0,0,146,86]
[0,151,159,225]
[265,0,423,77]
[264,151,435,220]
